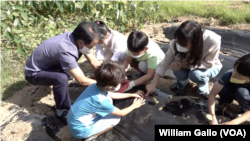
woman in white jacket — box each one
[94,20,127,64]
[146,20,222,99]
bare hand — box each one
[221,120,236,125]
[170,62,181,71]
[145,83,155,97]
[132,98,145,108]
[134,90,144,98]
[99,60,104,64]
[210,116,218,125]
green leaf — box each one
[21,12,28,20]
[3,47,8,52]
[15,5,25,11]
[30,1,37,9]
[121,25,126,32]
[121,11,128,23]
[138,1,145,7]
[5,32,13,40]
[83,4,88,13]
[14,38,21,44]
[49,1,54,14]
[1,12,7,20]
[12,12,19,17]
[64,1,69,6]
[13,30,24,34]
[13,19,19,27]
[140,23,144,28]
[1,22,8,29]
[44,1,48,8]
[17,47,25,56]
[24,0,29,6]
[75,2,83,9]
[56,1,64,12]
[167,6,171,13]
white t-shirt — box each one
[95,29,127,62]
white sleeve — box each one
[110,43,121,62]
[95,44,104,60]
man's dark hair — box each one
[174,20,204,68]
[127,31,149,52]
[94,61,126,87]
[234,53,250,78]
[95,20,111,40]
[72,21,100,44]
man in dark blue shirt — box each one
[24,21,101,124]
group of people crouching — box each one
[24,20,250,141]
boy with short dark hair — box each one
[67,61,145,141]
[208,53,250,125]
[123,31,165,91]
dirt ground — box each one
[1,16,248,141]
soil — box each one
[1,15,249,141]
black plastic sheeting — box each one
[40,27,250,141]
[96,85,250,141]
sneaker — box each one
[82,135,97,141]
[170,81,189,90]
[55,110,68,125]
[170,82,179,90]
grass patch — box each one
[1,51,28,100]
[145,1,250,25]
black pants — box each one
[219,83,250,112]
[25,71,71,110]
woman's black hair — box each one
[234,53,250,78]
[173,20,205,68]
[95,20,111,39]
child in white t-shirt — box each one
[95,20,127,64]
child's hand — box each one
[210,116,218,125]
[146,83,155,97]
[132,98,145,109]
[134,90,144,98]
[170,62,181,71]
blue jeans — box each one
[173,66,220,94]
[219,83,250,112]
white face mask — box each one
[176,43,189,53]
[108,83,121,93]
[130,51,146,58]
[79,45,92,54]
[114,83,121,91]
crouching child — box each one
[67,61,145,140]
[208,53,250,125]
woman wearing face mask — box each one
[146,20,222,99]
[94,20,127,64]
[208,53,250,125]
